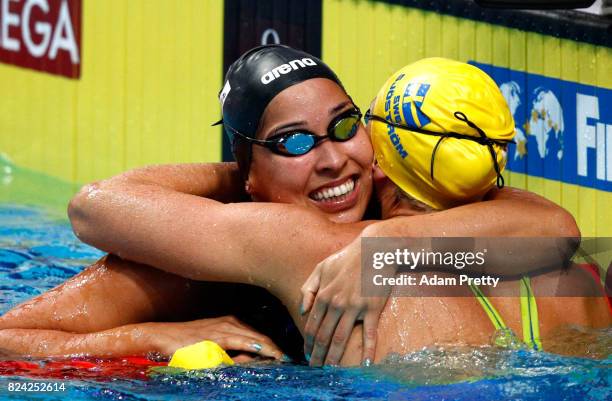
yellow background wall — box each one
[322,0,611,236]
[0,0,223,188]
[0,0,609,236]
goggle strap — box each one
[430,136,447,182]
[368,112,511,189]
[215,110,361,157]
[367,114,514,146]
[453,112,505,189]
[224,124,269,146]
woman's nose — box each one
[314,139,349,174]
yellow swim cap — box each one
[369,58,515,210]
[168,340,234,370]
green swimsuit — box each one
[469,276,543,351]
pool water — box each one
[0,203,610,401]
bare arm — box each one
[377,185,580,238]
[0,317,284,359]
[364,185,580,276]
[0,255,198,333]
[70,163,578,274]
[70,178,361,293]
[97,162,248,202]
[0,324,155,357]
[69,165,579,296]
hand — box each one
[300,235,390,366]
[145,316,284,363]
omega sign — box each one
[0,0,81,78]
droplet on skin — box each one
[86,185,102,200]
[389,298,410,351]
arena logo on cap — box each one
[260,57,317,85]
[219,80,231,107]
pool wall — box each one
[0,0,610,238]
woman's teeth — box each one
[312,179,355,201]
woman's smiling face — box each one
[246,78,374,223]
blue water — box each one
[0,203,610,400]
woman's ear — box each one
[372,163,404,218]
[244,177,261,201]
[372,162,389,185]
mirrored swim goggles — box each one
[216,107,363,156]
[364,110,515,188]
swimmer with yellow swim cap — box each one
[363,58,609,352]
[367,57,515,211]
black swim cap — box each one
[217,45,345,176]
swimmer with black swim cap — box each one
[215,45,375,223]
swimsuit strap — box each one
[469,278,543,351]
[469,284,508,331]
[520,276,542,351]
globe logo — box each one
[500,82,565,163]
[500,81,525,161]
[474,60,610,191]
